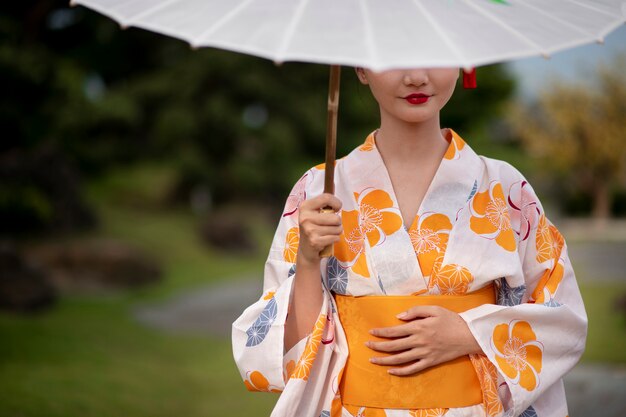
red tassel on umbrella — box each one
[463,68,477,89]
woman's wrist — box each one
[460,321,483,355]
[295,248,321,270]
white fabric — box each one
[72,0,626,70]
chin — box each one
[397,112,437,124]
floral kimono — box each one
[232,128,587,417]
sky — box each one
[506,24,626,100]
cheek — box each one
[435,74,459,106]
[444,72,460,89]
[368,82,396,106]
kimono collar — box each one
[342,127,485,224]
[360,127,468,163]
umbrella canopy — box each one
[71,0,625,70]
[69,0,626,257]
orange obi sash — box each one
[334,284,495,409]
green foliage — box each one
[1,2,517,214]
[0,183,53,233]
[444,65,516,139]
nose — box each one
[403,69,429,86]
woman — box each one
[232,67,587,417]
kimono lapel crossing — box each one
[337,128,485,295]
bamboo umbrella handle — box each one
[320,65,341,258]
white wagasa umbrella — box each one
[70,0,626,254]
[71,0,625,70]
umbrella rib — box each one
[561,0,617,18]
[458,0,549,57]
[192,0,258,47]
[409,0,469,67]
[519,1,602,41]
[358,0,378,68]
[119,0,182,26]
[275,0,311,62]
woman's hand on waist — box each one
[365,306,482,376]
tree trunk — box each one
[591,179,612,230]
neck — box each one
[375,114,449,165]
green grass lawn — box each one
[1,164,278,416]
[0,296,278,417]
[0,200,280,416]
[1,163,625,417]
[579,283,626,363]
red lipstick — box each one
[404,93,430,104]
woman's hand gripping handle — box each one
[297,193,343,264]
[284,193,342,353]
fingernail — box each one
[369,357,377,363]
[369,329,376,335]
[387,369,396,375]
[396,312,407,319]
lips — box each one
[404,93,430,104]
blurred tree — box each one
[507,53,626,222]
[0,1,517,232]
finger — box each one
[301,224,342,240]
[388,358,432,376]
[313,225,343,236]
[366,338,412,353]
[299,212,341,231]
[311,212,343,227]
[307,235,341,250]
[396,305,444,321]
[370,349,423,366]
[310,193,342,212]
[370,323,415,338]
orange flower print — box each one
[292,313,327,381]
[409,409,449,417]
[283,226,299,263]
[354,188,403,246]
[532,259,565,304]
[492,320,544,391]
[469,181,516,252]
[334,188,403,278]
[532,215,566,303]
[431,263,474,295]
[443,129,466,160]
[427,252,445,290]
[334,210,370,277]
[243,370,282,393]
[470,354,504,417]
[535,214,564,263]
[359,132,376,152]
[408,212,452,278]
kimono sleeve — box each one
[460,176,588,416]
[231,170,330,393]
